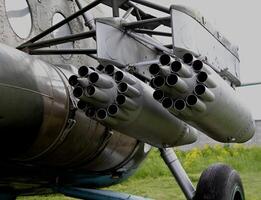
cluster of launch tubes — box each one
[68,52,255,145]
[151,53,216,118]
[69,63,142,126]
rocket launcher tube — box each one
[149,63,171,76]
[166,74,189,93]
[116,94,139,110]
[171,61,192,78]
[194,84,215,102]
[115,71,136,85]
[97,72,198,148]
[89,72,114,89]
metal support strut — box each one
[17,0,101,49]
[159,148,195,200]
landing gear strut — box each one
[160,148,195,200]
[160,148,245,200]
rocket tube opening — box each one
[86,85,95,96]
[149,64,161,75]
[96,64,105,71]
[153,90,164,101]
[192,60,203,71]
[89,72,99,83]
[77,100,87,110]
[97,109,107,120]
[115,71,124,82]
[197,72,208,83]
[183,53,193,64]
[73,87,83,98]
[186,95,198,106]
[160,54,171,65]
[118,82,128,93]
[119,82,140,97]
[171,61,182,72]
[116,95,126,105]
[175,99,186,111]
[162,97,173,109]
[166,74,178,86]
[78,66,90,77]
[153,76,165,88]
[195,84,206,96]
[116,94,138,110]
[85,107,96,118]
[69,75,79,87]
[105,65,115,75]
[108,104,118,115]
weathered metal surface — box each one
[170,5,241,85]
[0,0,97,67]
[96,18,159,66]
[0,0,149,182]
[0,43,148,190]
[149,56,255,143]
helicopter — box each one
[0,0,255,199]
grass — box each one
[18,145,261,200]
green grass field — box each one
[18,145,261,200]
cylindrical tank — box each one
[0,43,147,179]
[185,67,255,143]
[150,56,255,143]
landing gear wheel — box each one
[194,164,245,200]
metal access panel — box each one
[170,6,241,85]
[96,17,158,74]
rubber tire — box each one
[194,164,245,200]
